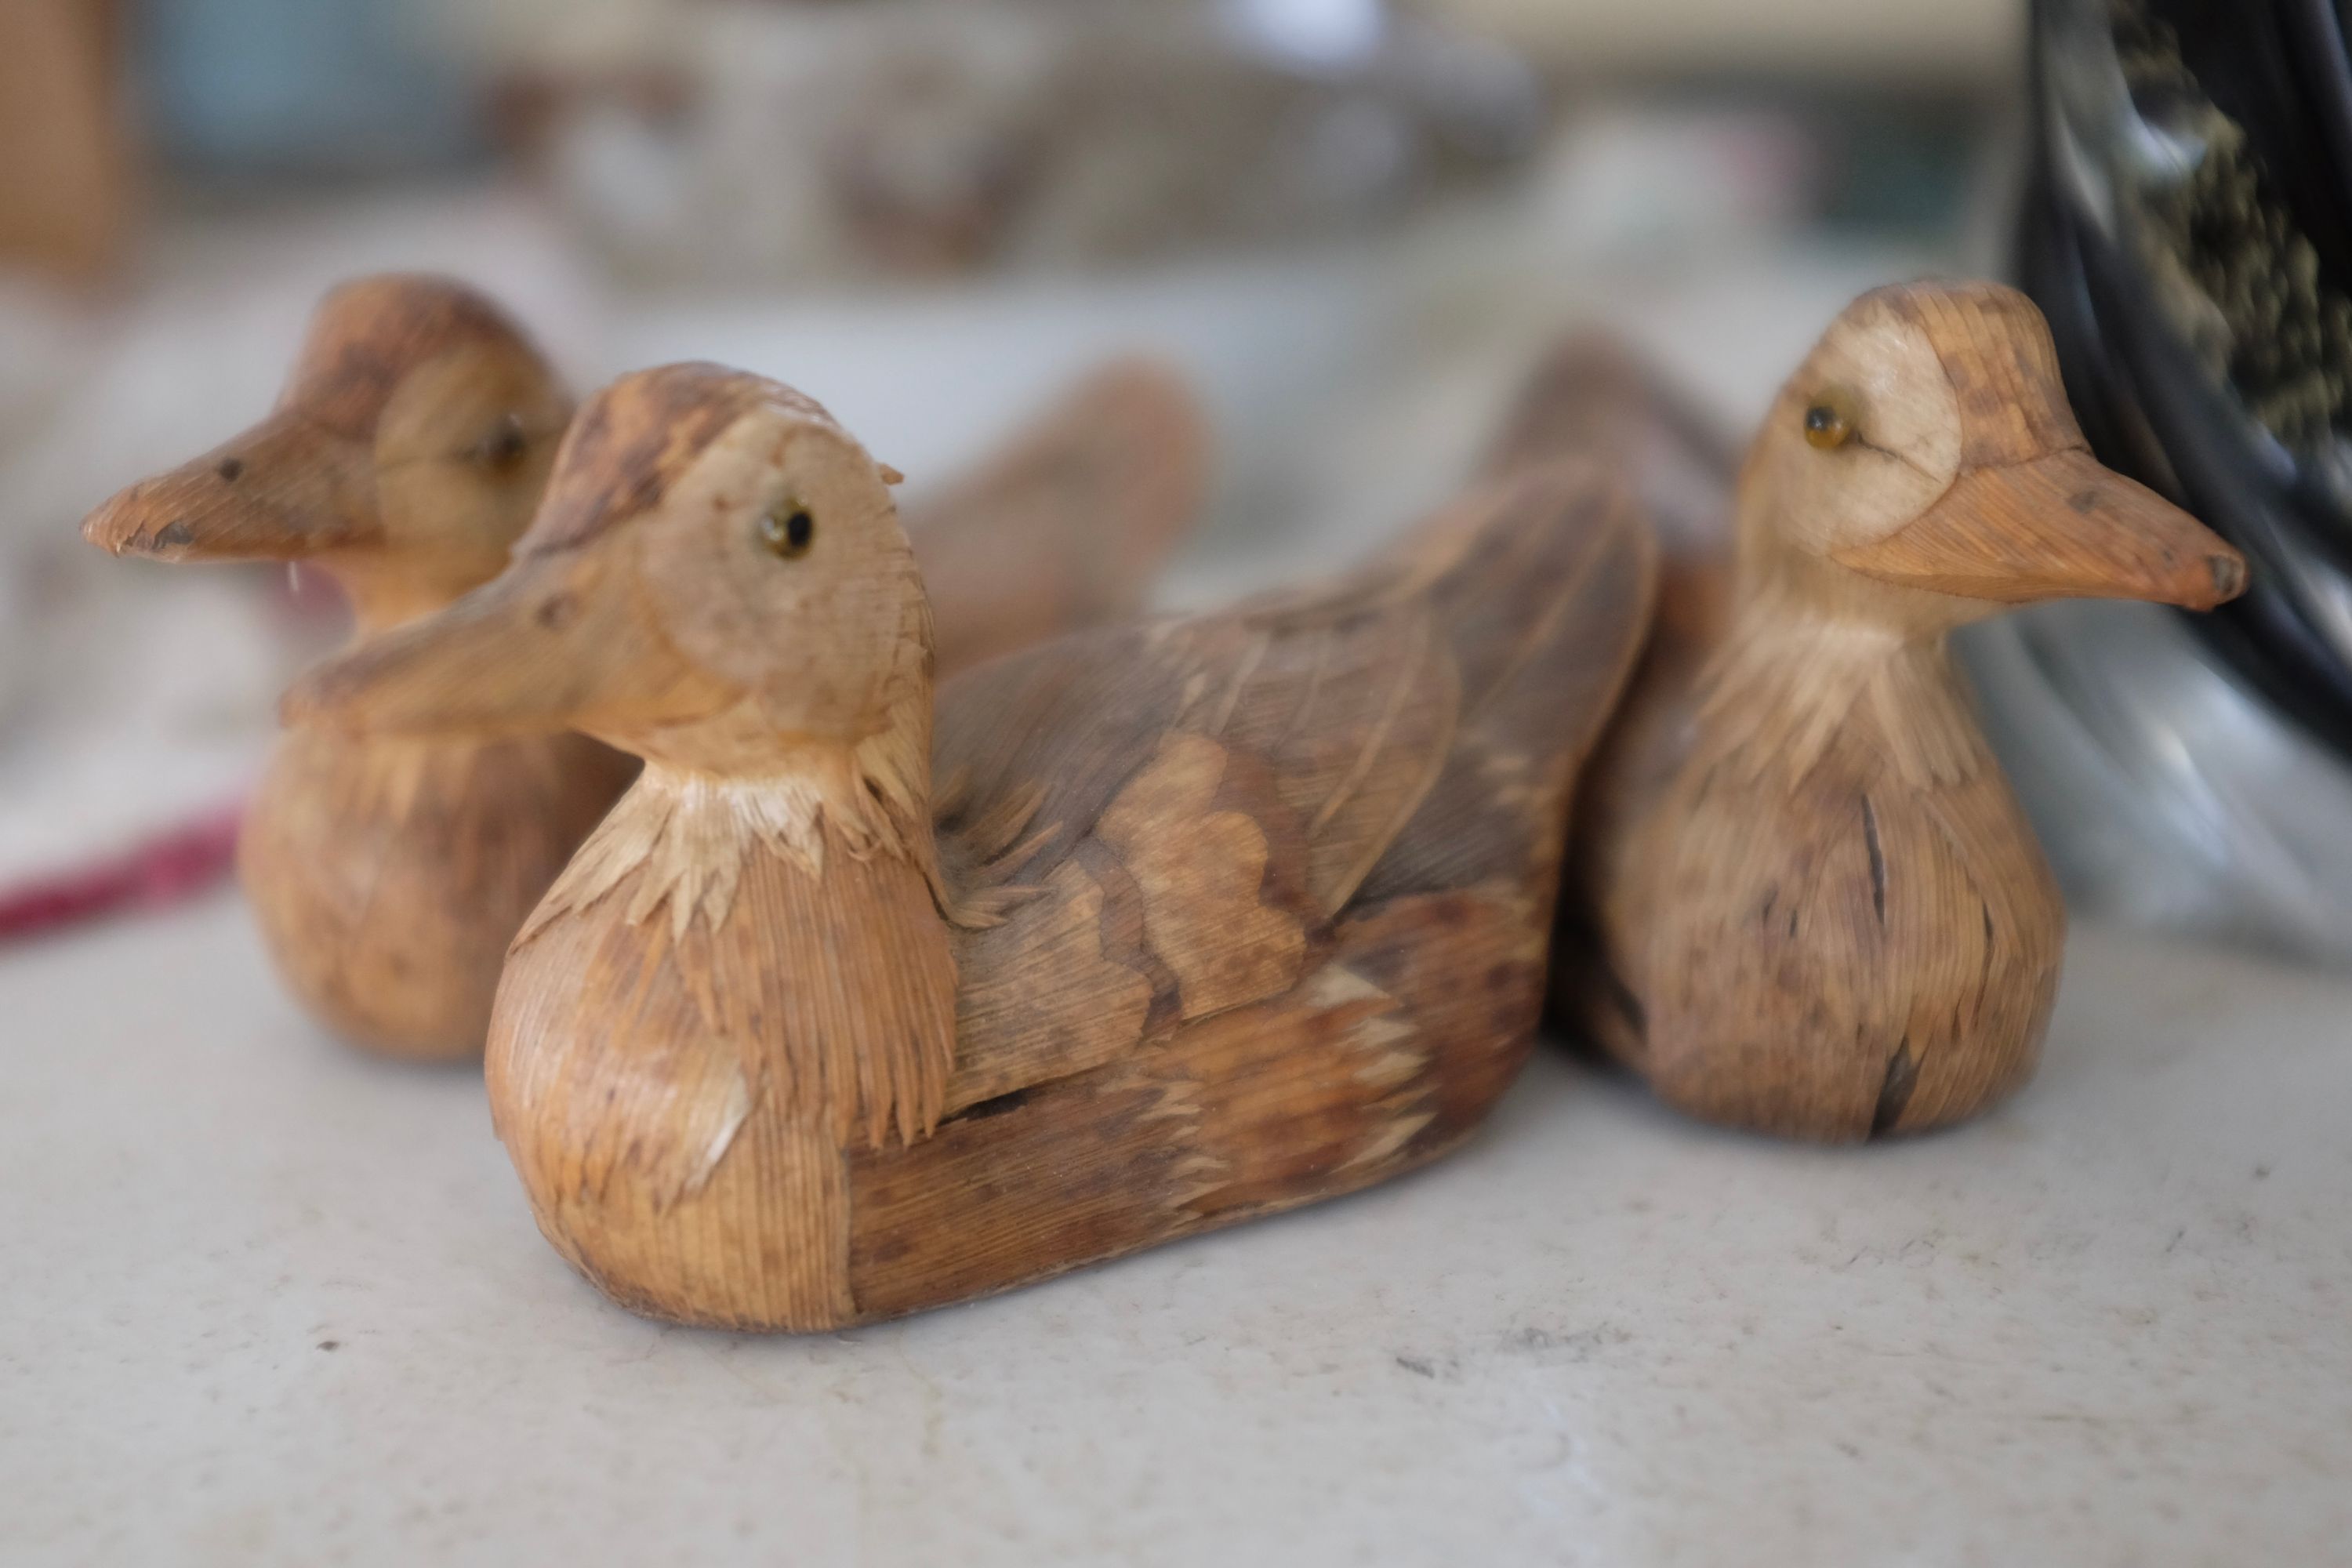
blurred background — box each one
[10,0,2350,969]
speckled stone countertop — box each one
[3,895,2345,1566]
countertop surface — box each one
[3,173,2344,1568]
[3,896,2347,1566]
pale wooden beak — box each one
[279,546,695,738]
[82,410,377,562]
[1831,448,2248,609]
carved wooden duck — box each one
[278,363,1653,1330]
[1559,282,2246,1140]
[82,276,1207,1062]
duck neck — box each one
[1694,511,1988,787]
[658,687,932,860]
[550,681,945,932]
[326,555,505,638]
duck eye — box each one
[474,413,530,471]
[1802,401,1852,450]
[757,503,816,558]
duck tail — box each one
[1336,460,1658,909]
[1420,461,1657,760]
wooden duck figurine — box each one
[82,275,1208,1062]
[82,276,625,1062]
[278,362,1654,1330]
[1558,281,2246,1140]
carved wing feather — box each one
[932,463,1655,1098]
[840,465,1653,1316]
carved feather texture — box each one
[488,460,1657,1329]
[503,820,957,1146]
[523,688,935,946]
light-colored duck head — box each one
[1736,281,2246,631]
[82,274,572,630]
[280,363,929,790]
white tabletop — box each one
[3,894,2346,1566]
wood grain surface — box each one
[284,362,1657,1327]
[1531,282,2246,1140]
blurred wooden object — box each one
[1555,281,2248,1141]
[278,361,1654,1330]
[1432,0,2019,85]
[481,2,1542,284]
[85,278,623,1061]
[84,278,1211,1064]
[0,0,129,281]
[913,359,1207,676]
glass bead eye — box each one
[757,503,815,558]
[1802,400,1853,449]
[474,412,530,470]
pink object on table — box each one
[0,802,244,944]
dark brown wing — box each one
[904,358,1208,679]
[929,461,1656,1107]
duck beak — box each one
[1831,447,2246,609]
[278,546,696,739]
[82,410,379,562]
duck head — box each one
[1737,281,2245,630]
[82,274,572,630]
[280,363,930,779]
